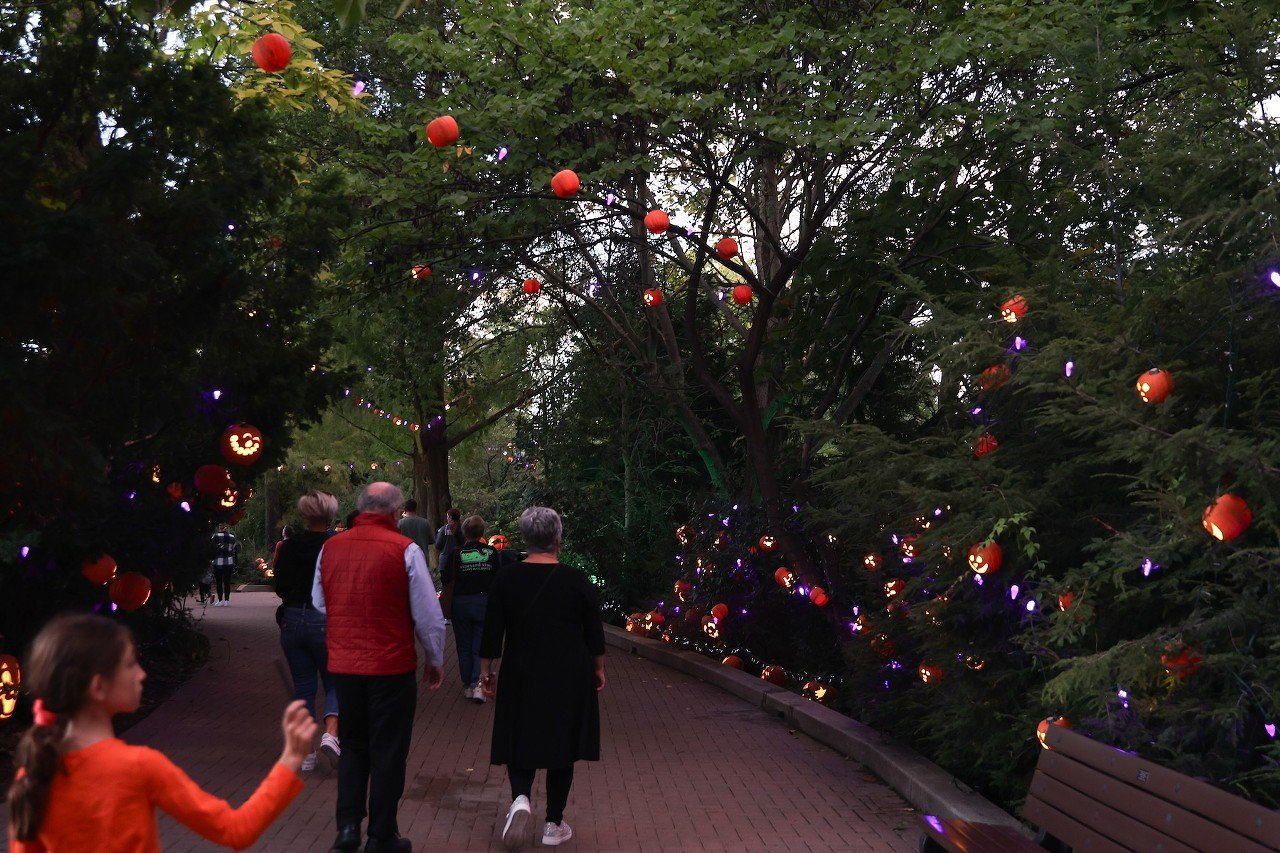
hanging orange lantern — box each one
[0,653,20,720]
[729,284,754,305]
[758,535,778,552]
[411,264,432,279]
[251,33,292,73]
[863,553,882,571]
[869,633,895,659]
[81,554,118,587]
[644,209,669,234]
[710,603,729,621]
[220,424,264,466]
[1202,493,1251,541]
[1161,645,1202,681]
[673,580,692,600]
[1057,591,1075,612]
[900,534,921,558]
[550,169,580,198]
[715,237,738,260]
[773,567,796,589]
[809,587,829,607]
[1000,294,1028,323]
[760,665,787,686]
[675,524,695,545]
[489,534,509,550]
[967,541,1002,575]
[425,115,460,148]
[642,288,663,307]
[721,655,744,669]
[801,681,834,703]
[963,653,987,671]
[978,364,1012,391]
[884,579,906,597]
[973,433,999,458]
[522,278,542,295]
[646,610,666,626]
[110,572,152,611]
[918,663,944,683]
[1135,368,1173,404]
[194,464,232,495]
[1036,716,1072,749]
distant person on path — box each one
[271,525,293,573]
[396,500,434,575]
[434,507,462,621]
[479,507,606,850]
[452,515,501,703]
[6,614,315,852]
[313,482,446,853]
[209,523,239,607]
[275,491,341,773]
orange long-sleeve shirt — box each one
[8,738,303,852]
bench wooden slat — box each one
[1038,749,1270,853]
[1029,768,1198,853]
[1045,725,1280,849]
[1024,793,1130,853]
[917,815,1041,853]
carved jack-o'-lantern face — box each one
[801,681,834,703]
[1037,716,1072,749]
[675,525,695,545]
[219,484,240,510]
[758,535,778,552]
[919,663,944,684]
[967,541,1003,575]
[220,424,264,465]
[701,615,721,639]
[0,654,21,720]
[773,567,796,589]
[863,553,883,571]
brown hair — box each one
[296,490,338,525]
[461,515,487,541]
[446,507,461,536]
[7,614,132,840]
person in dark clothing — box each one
[275,491,341,773]
[480,507,605,850]
[452,515,501,703]
[209,524,239,606]
[434,508,462,621]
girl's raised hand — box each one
[279,699,318,772]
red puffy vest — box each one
[319,512,418,675]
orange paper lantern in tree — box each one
[411,264,432,280]
[81,554,118,587]
[194,464,232,494]
[1202,493,1251,541]
[967,541,1002,575]
[522,278,542,295]
[642,288,663,307]
[721,655,744,669]
[0,654,20,720]
[918,663,944,683]
[900,534,921,558]
[715,237,738,260]
[809,586,829,607]
[1000,294,1028,323]
[773,567,796,589]
[710,603,730,621]
[978,364,1012,391]
[644,209,669,234]
[731,284,754,305]
[1161,645,1202,681]
[883,579,906,598]
[251,33,292,73]
[673,580,692,601]
[760,665,787,686]
[110,572,152,611]
[1036,716,1072,749]
[489,534,509,550]
[973,433,999,458]
[220,424,264,465]
[1057,591,1075,612]
[425,115,460,148]
[869,633,895,659]
[863,553,883,571]
[758,535,778,552]
[550,169,581,198]
[1135,368,1174,404]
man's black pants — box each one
[333,671,417,840]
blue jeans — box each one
[280,606,339,721]
[452,593,487,687]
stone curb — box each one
[234,583,274,592]
[604,624,1023,829]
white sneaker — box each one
[320,732,340,768]
[471,685,486,704]
[542,821,572,846]
[301,752,317,772]
[464,686,475,700]
[501,795,531,849]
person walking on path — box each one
[313,482,446,853]
[397,500,436,586]
[7,613,315,852]
[274,491,341,773]
[479,506,606,850]
[209,523,239,607]
[433,508,462,620]
[451,515,501,703]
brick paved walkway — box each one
[124,592,915,851]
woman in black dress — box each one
[479,507,605,850]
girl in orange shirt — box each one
[7,613,316,852]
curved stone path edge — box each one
[604,625,1024,831]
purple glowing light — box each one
[924,816,946,834]
[1141,558,1158,577]
[605,192,616,206]
[20,546,29,559]
[973,574,984,586]
[883,680,891,689]
[211,389,223,400]
[1269,270,1280,288]
[721,517,730,527]
[889,660,903,670]
[179,501,191,512]
[851,606,860,616]
[1009,585,1020,599]
[891,534,900,545]
[792,504,801,513]
[352,80,366,96]
[1014,336,1027,351]
[971,406,983,416]
[127,491,137,500]
[497,147,508,161]
[933,507,943,517]
[1266,723,1277,738]
[1118,688,1130,709]
[1025,600,1037,612]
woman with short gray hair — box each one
[480,507,605,850]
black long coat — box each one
[480,561,606,768]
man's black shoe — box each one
[364,836,412,852]
[331,825,361,852]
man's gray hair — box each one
[357,482,406,517]
[519,506,562,553]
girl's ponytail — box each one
[8,714,70,840]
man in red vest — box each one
[313,482,446,853]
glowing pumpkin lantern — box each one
[801,681,834,703]
[758,535,778,552]
[900,534,920,558]
[710,603,730,621]
[0,654,20,721]
[411,264,431,279]
[194,464,232,495]
[1161,645,1202,681]
[1057,591,1075,612]
[721,655,744,669]
[1135,368,1173,404]
[963,653,987,671]
[110,572,152,611]
[550,169,580,198]
[715,237,738,260]
[973,433,999,458]
[760,665,787,686]
[1000,294,1028,323]
[81,554,118,587]
[675,525,695,545]
[869,633,895,658]
[251,33,292,73]
[489,534,509,550]
[809,586,829,607]
[967,541,1003,575]
[642,288,663,307]
[646,610,666,626]
[919,663,944,683]
[863,553,883,571]
[425,115,460,148]
[1036,716,1072,749]
[644,209,669,234]
[522,278,542,295]
[1202,493,1251,541]
[773,567,796,589]
[220,424,264,465]
[731,284,754,305]
[884,579,906,598]
[978,364,1012,391]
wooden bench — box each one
[919,724,1280,852]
